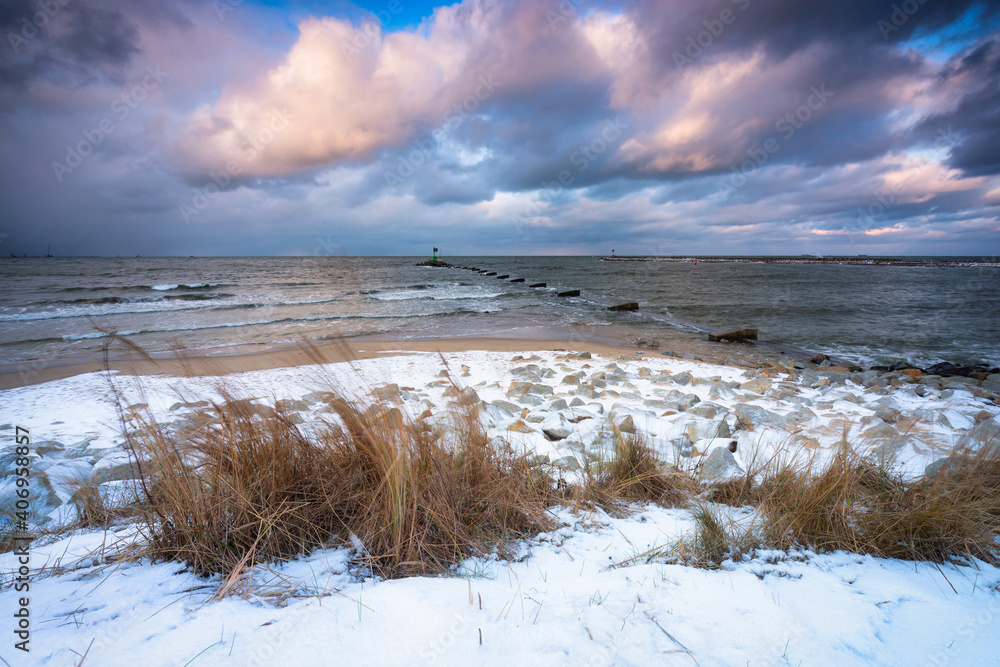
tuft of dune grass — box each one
[579,426,698,513]
[123,384,556,583]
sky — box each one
[1,0,999,257]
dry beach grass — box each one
[8,339,998,604]
[111,374,1000,597]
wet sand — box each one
[0,331,781,391]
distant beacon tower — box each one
[611,249,615,257]
[433,247,439,260]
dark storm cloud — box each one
[631,0,999,63]
[0,0,193,109]
[0,0,997,257]
[914,38,1000,176]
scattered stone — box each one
[507,420,534,433]
[791,434,821,449]
[562,374,581,385]
[740,378,772,394]
[543,426,571,441]
[276,398,309,412]
[371,384,401,402]
[557,290,581,297]
[575,385,598,399]
[490,399,521,415]
[785,407,816,426]
[687,403,723,419]
[734,404,786,431]
[608,302,639,311]
[672,434,693,457]
[874,406,904,424]
[862,422,898,440]
[551,456,581,471]
[34,440,65,457]
[615,414,636,434]
[963,417,1000,444]
[699,446,744,483]
[974,410,995,424]
[708,327,758,342]
[871,436,915,462]
[169,400,210,411]
[570,397,586,407]
[924,457,960,479]
[672,371,693,386]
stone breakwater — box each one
[3,349,999,528]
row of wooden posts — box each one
[443,263,758,342]
[447,264,635,310]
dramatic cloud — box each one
[0,0,998,256]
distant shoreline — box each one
[600,256,1000,267]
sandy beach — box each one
[0,330,776,392]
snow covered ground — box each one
[2,348,1000,665]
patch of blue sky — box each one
[897,4,999,64]
[246,0,443,31]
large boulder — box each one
[699,446,744,483]
[734,404,786,431]
[371,384,401,403]
[963,417,1000,444]
[542,425,571,441]
[740,378,772,395]
[862,422,898,440]
[874,406,904,424]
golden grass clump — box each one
[577,427,698,513]
[319,393,556,576]
[758,443,1000,564]
[125,384,556,582]
[127,393,340,578]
